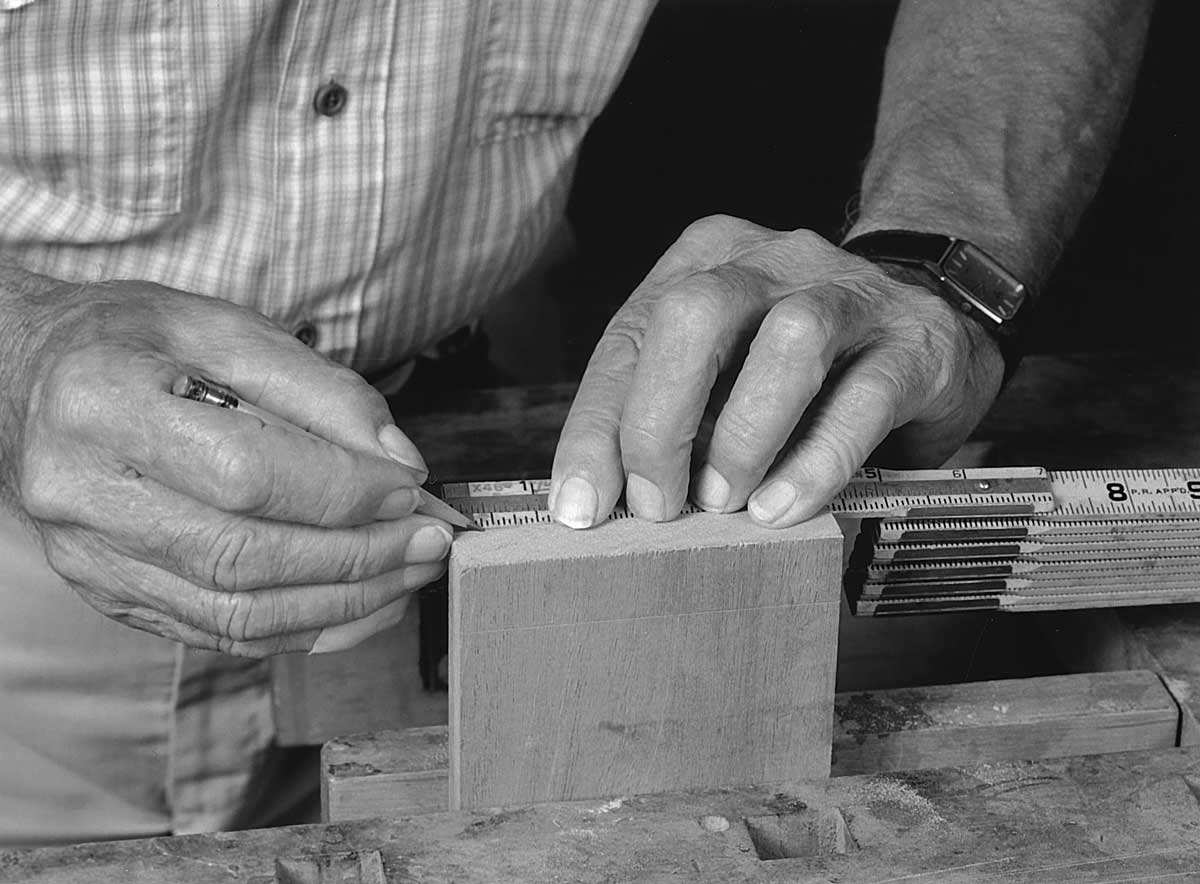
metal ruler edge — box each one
[434,466,1200,528]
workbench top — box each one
[6,746,1200,882]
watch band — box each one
[841,229,1031,385]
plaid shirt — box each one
[0,0,651,374]
[0,0,653,841]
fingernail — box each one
[749,480,798,524]
[406,524,453,562]
[626,473,667,522]
[309,596,414,655]
[377,487,419,520]
[377,424,428,480]
[309,628,338,655]
[692,464,731,511]
[553,476,599,529]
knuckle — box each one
[847,366,905,420]
[336,582,373,623]
[761,299,834,356]
[212,591,265,643]
[35,353,105,434]
[223,593,254,641]
[328,365,391,424]
[308,449,368,524]
[783,227,827,253]
[803,431,869,485]
[714,405,774,459]
[207,436,274,513]
[335,535,374,583]
[620,410,686,459]
[652,281,729,342]
[670,215,767,266]
[18,460,69,520]
[680,213,744,242]
[563,397,621,442]
[202,519,262,592]
[589,325,642,368]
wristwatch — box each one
[840,229,1032,384]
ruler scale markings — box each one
[434,466,1200,615]
[436,467,1200,521]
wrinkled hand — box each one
[6,279,450,656]
[550,216,1005,528]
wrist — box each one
[844,206,1040,299]
[0,265,73,504]
[841,235,1029,388]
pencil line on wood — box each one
[460,601,839,635]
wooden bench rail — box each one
[322,669,1177,822]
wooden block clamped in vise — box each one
[447,510,845,810]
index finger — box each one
[157,401,421,526]
[616,273,759,521]
[167,292,425,470]
[550,331,636,529]
[89,368,427,526]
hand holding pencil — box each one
[4,278,453,656]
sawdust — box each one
[837,691,937,742]
[582,797,625,816]
[970,760,1040,786]
[858,775,946,826]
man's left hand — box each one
[550,215,1005,529]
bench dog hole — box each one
[744,807,856,860]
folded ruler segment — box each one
[843,467,1200,615]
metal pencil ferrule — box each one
[174,374,240,410]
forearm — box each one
[846,0,1154,292]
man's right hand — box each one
[1,274,451,656]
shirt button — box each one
[293,321,318,348]
[312,81,348,117]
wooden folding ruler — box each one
[437,466,1200,616]
[840,467,1200,615]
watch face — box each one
[942,241,1027,323]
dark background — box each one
[414,2,1197,693]
[566,0,1198,361]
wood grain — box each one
[448,510,844,809]
[831,669,1178,775]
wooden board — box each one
[448,510,844,809]
[12,746,1200,883]
[1040,605,1200,745]
[832,668,1177,774]
[322,669,1179,821]
[323,727,449,822]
